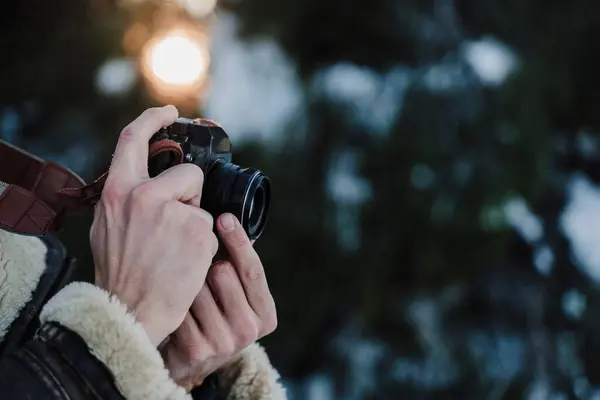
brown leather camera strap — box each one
[0,140,86,235]
[0,139,183,236]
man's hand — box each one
[161,213,278,390]
[91,106,219,346]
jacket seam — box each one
[39,329,113,400]
[42,335,105,399]
[21,346,73,400]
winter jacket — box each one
[0,228,287,400]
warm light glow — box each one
[141,27,211,103]
[149,33,207,85]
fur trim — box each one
[0,230,47,341]
[218,343,287,400]
[40,282,191,400]
[0,228,285,399]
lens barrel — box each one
[202,159,271,240]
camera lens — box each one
[202,160,271,240]
[247,179,268,238]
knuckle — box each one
[215,337,236,357]
[101,182,125,208]
[187,213,211,236]
[179,162,204,182]
[235,319,259,347]
[210,261,234,281]
[131,183,158,208]
[263,311,278,334]
[198,209,214,227]
[182,342,204,363]
[203,345,217,359]
[242,264,264,282]
[118,126,135,143]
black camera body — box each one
[148,117,271,240]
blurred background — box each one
[4,0,600,398]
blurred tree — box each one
[226,0,600,397]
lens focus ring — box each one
[200,160,271,240]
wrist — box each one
[94,277,166,346]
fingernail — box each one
[220,214,235,231]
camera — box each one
[148,117,271,240]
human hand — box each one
[90,106,219,346]
[161,213,278,390]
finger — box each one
[149,162,204,204]
[216,213,274,319]
[162,312,205,383]
[208,261,254,322]
[190,284,229,341]
[109,105,179,182]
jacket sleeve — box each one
[189,342,288,400]
[39,284,287,400]
[0,229,286,400]
[0,321,130,399]
[0,230,74,360]
[0,229,191,399]
[39,281,192,400]
[39,284,288,400]
[0,281,193,400]
[214,343,287,400]
[0,228,48,340]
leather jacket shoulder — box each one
[0,229,286,400]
